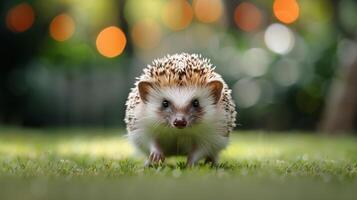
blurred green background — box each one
[1,0,357,133]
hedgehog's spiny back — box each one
[139,53,220,87]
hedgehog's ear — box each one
[138,81,153,103]
[207,80,223,104]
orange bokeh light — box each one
[162,0,193,31]
[50,14,75,41]
[96,26,127,58]
[273,0,300,24]
[131,19,162,49]
[193,0,223,23]
[6,3,35,33]
[234,2,262,32]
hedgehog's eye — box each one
[192,99,200,108]
[162,100,170,108]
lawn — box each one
[0,127,356,200]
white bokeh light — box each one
[233,78,261,108]
[272,58,300,86]
[241,48,271,77]
[227,53,243,77]
[264,23,295,54]
[337,39,357,67]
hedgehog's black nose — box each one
[173,119,187,129]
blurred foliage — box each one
[1,0,357,130]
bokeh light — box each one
[234,2,262,32]
[337,39,357,68]
[6,2,35,33]
[131,19,162,49]
[124,0,163,25]
[273,0,300,24]
[241,48,271,77]
[272,58,300,86]
[162,0,193,31]
[96,26,127,58]
[264,23,295,54]
[233,78,261,108]
[193,0,223,23]
[49,14,75,42]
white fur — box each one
[127,86,229,164]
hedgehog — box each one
[124,53,236,166]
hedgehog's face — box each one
[138,81,223,129]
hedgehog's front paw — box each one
[145,150,165,167]
[150,150,165,163]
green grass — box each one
[0,127,356,200]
